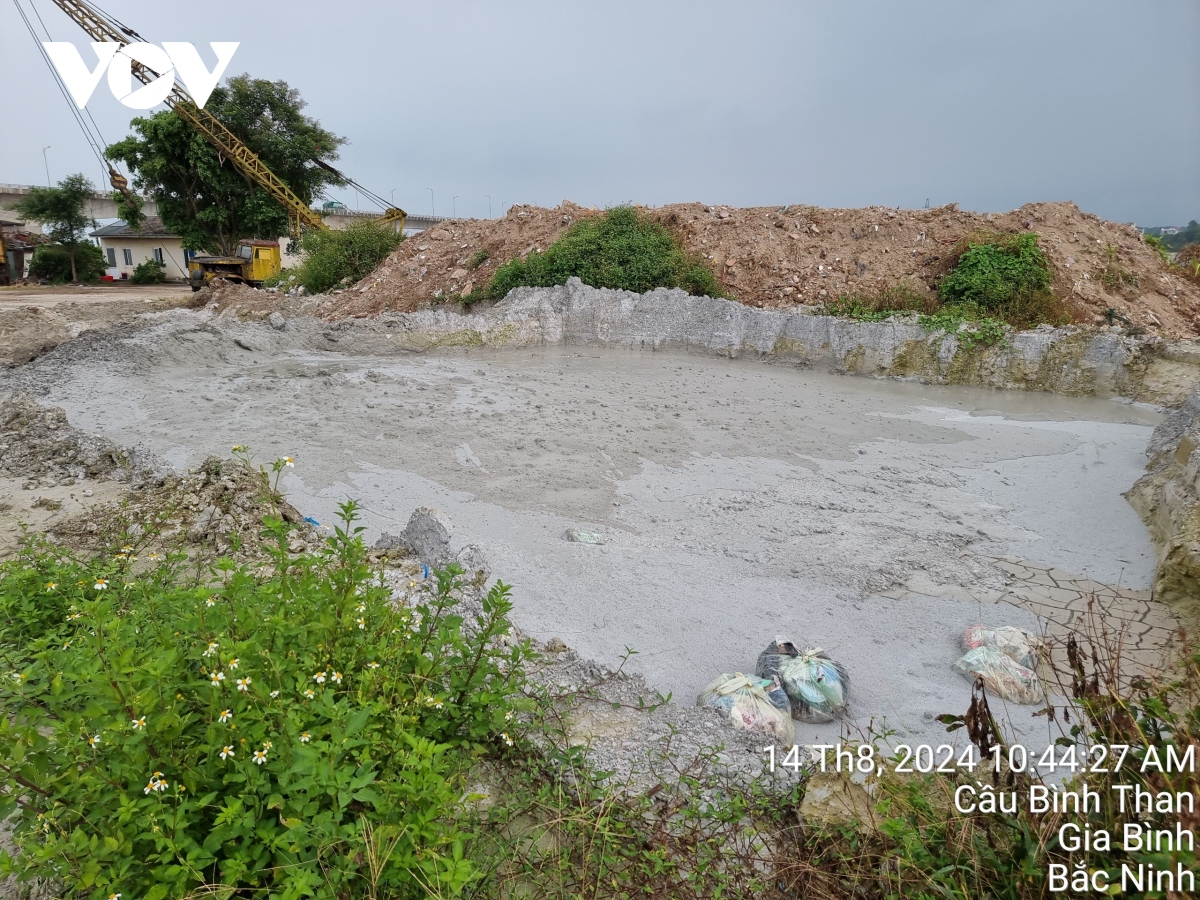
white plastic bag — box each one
[962,625,1041,670]
[697,673,794,741]
[954,646,1043,705]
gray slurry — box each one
[16,337,1165,750]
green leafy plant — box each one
[937,232,1053,311]
[1143,233,1172,263]
[918,306,1009,348]
[298,221,403,294]
[130,258,167,285]
[824,282,938,321]
[485,206,727,300]
[0,493,527,900]
[28,243,107,284]
[467,249,490,270]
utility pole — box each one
[427,188,434,217]
[42,146,52,186]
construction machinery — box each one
[35,0,406,278]
[187,239,282,291]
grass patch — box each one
[467,249,490,270]
[484,206,727,300]
[825,282,940,321]
[297,220,403,294]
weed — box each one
[1144,234,1171,264]
[918,305,1010,348]
[0,486,528,900]
[825,282,939,321]
[1099,245,1140,294]
[467,249,490,270]
[485,206,727,300]
[298,221,403,294]
[937,232,1053,310]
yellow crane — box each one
[41,0,406,286]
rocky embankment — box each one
[364,279,1200,405]
[1127,386,1200,623]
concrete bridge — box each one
[1,183,454,235]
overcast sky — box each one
[2,0,1198,225]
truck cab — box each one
[188,239,281,291]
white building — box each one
[90,217,191,281]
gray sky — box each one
[3,0,1198,225]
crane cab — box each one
[188,239,281,291]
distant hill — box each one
[1143,220,1200,251]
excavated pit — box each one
[1,302,1184,752]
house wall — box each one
[98,236,190,281]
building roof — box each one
[90,217,178,239]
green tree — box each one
[12,174,97,283]
[106,75,346,255]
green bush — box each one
[130,258,167,284]
[0,496,527,900]
[484,206,726,300]
[28,243,107,284]
[298,221,404,295]
[937,232,1052,311]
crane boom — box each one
[48,0,405,238]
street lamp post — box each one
[42,146,52,187]
[426,188,434,217]
[452,196,459,218]
[391,189,397,208]
[485,194,492,218]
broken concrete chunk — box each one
[454,543,489,576]
[267,312,286,331]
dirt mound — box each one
[0,392,166,487]
[322,200,1200,339]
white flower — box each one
[252,749,268,765]
[45,581,57,592]
[366,661,379,670]
[505,710,514,722]
[269,690,280,699]
[219,745,235,760]
[501,732,514,747]
[304,689,315,699]
[299,732,311,742]
[203,641,219,657]
[67,612,81,621]
[218,709,232,723]
[205,597,216,608]
[143,772,168,794]
[109,893,122,900]
[283,457,294,467]
[94,579,108,591]
[331,671,343,684]
[228,658,239,670]
[236,677,251,692]
[356,603,366,613]
[131,716,146,730]
[147,552,162,561]
[313,671,326,684]
[356,618,366,630]
[210,671,226,687]
[86,733,101,748]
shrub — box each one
[0,498,528,900]
[485,206,726,300]
[937,232,1053,311]
[27,243,106,284]
[130,258,167,284]
[298,221,404,294]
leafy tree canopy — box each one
[13,174,98,283]
[106,75,346,254]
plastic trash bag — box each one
[697,673,794,741]
[755,638,850,723]
[962,625,1041,670]
[954,646,1043,705]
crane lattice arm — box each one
[49,0,405,238]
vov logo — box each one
[43,41,240,110]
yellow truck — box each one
[187,239,281,291]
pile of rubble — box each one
[322,200,1200,339]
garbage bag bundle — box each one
[962,625,1041,670]
[954,646,1043,705]
[755,638,850,723]
[697,673,794,741]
